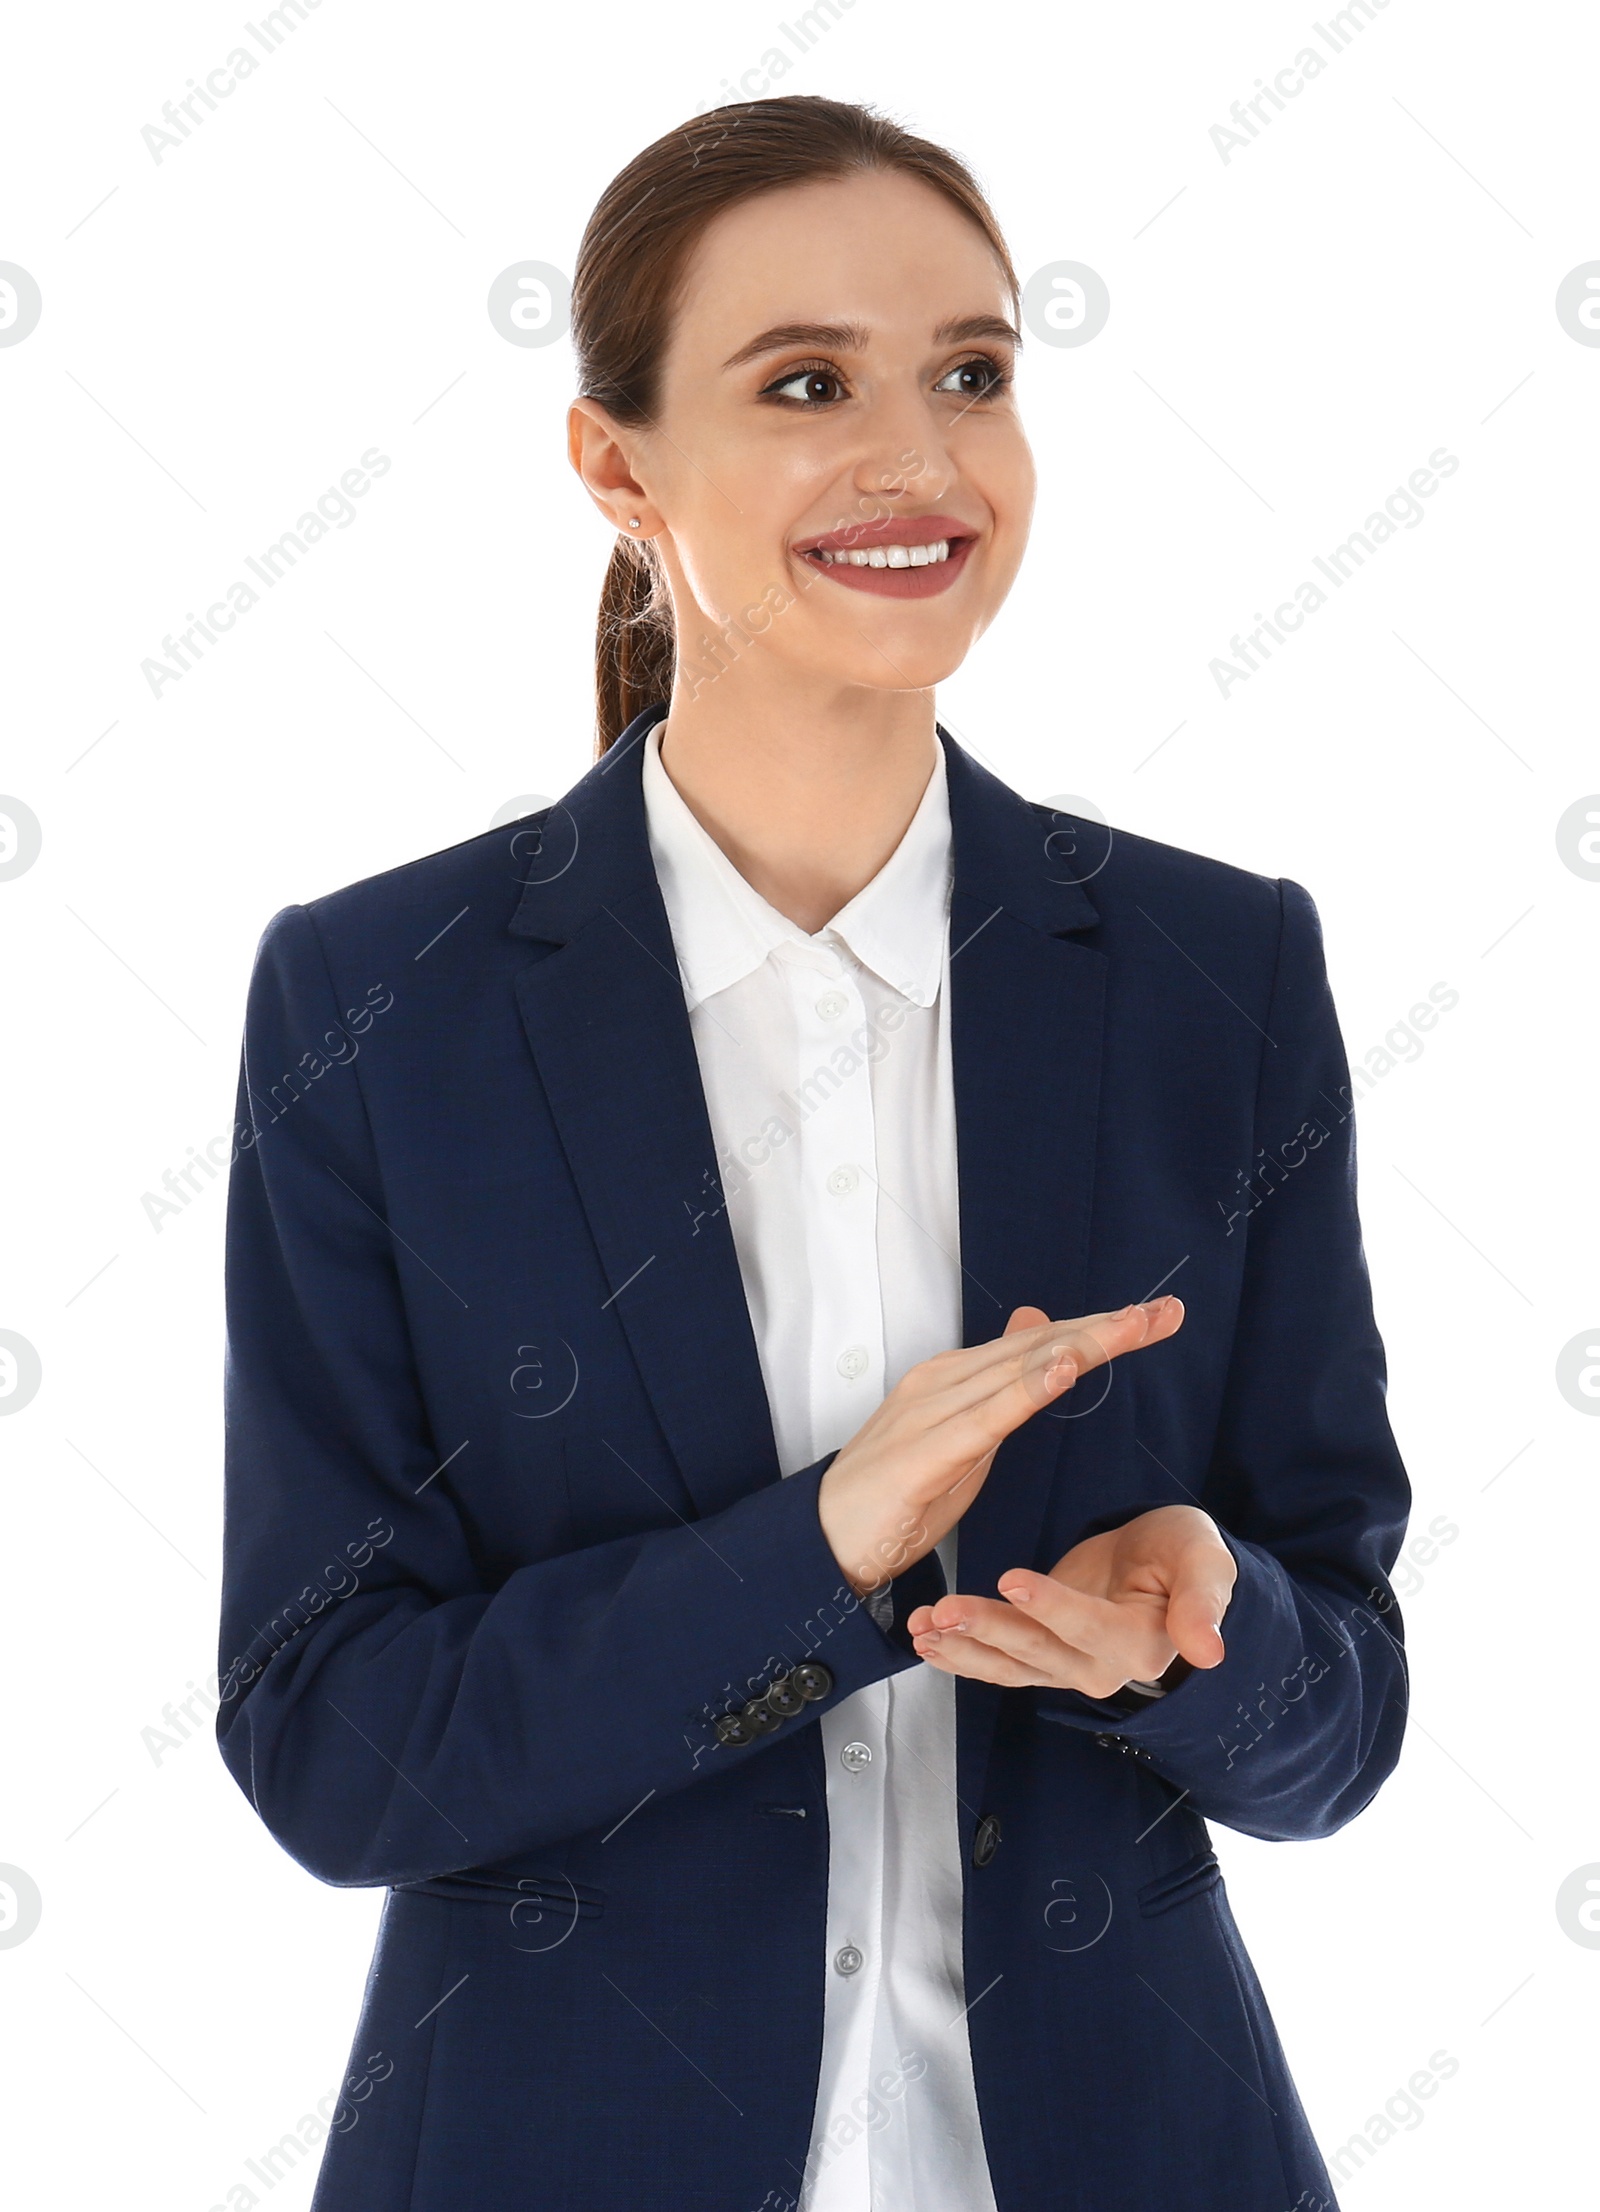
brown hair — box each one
[570,95,1020,755]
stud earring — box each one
[627,517,641,530]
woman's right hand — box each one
[816,1297,1185,1598]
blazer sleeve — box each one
[1033,877,1412,1841]
[215,903,925,1889]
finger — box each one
[909,1298,1185,1414]
[987,1296,1185,1392]
[911,1625,1046,1689]
[1009,1295,1184,1376]
[915,1593,1104,1680]
[985,1571,1175,1685]
[915,1298,1184,1437]
[1047,1295,1184,1377]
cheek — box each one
[972,433,1036,564]
[673,503,793,630]
[661,415,821,618]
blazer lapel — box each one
[507,707,784,1522]
[942,732,1108,1601]
[938,736,1108,1808]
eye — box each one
[758,352,1014,409]
[760,361,849,407]
[933,353,1013,401]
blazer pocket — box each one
[393,1868,605,1922]
[1137,1847,1222,1918]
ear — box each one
[567,398,655,536]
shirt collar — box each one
[640,724,952,1012]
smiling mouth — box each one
[794,526,978,598]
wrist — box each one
[818,1489,930,1599]
[1107,1653,1195,1708]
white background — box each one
[2,2,1596,2205]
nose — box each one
[851,443,955,511]
[849,392,957,513]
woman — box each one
[217,95,1409,2212]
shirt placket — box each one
[785,934,891,2212]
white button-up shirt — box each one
[641,723,999,2212]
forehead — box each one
[668,169,1013,363]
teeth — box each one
[811,538,953,568]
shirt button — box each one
[840,1740,873,1774]
[833,1944,864,1976]
[815,991,847,1021]
[825,1164,859,1198]
[836,1345,870,1381]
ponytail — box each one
[596,530,675,759]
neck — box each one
[652,664,940,936]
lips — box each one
[793,515,980,599]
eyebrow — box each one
[721,313,1022,371]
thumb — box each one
[1005,1305,1051,1335]
[1165,1577,1233,1670]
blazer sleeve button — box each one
[715,1711,754,1747]
[764,1676,806,1718]
[791,1661,834,1702]
[741,1697,782,1736]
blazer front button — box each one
[791,1661,834,1701]
[972,1813,1002,1868]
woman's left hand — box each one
[905,1504,1237,1697]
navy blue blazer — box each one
[217,703,1410,2212]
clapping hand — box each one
[904,1303,1236,1698]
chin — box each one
[808,654,961,696]
[818,621,975,688]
